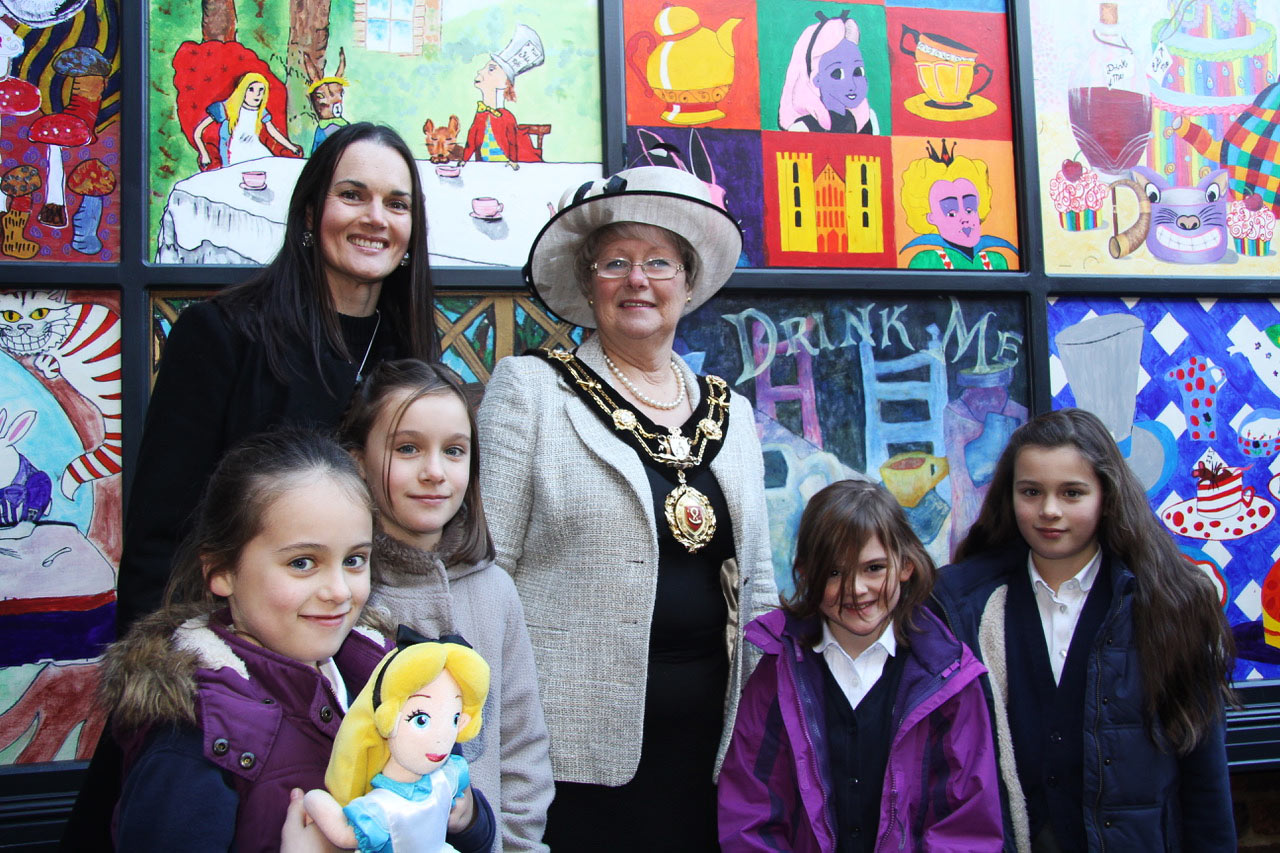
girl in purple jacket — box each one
[718,479,1002,852]
[102,430,495,852]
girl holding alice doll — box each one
[718,478,1003,852]
[101,430,495,853]
[933,408,1237,852]
[340,358,554,852]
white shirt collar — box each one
[813,616,897,661]
[1028,547,1102,597]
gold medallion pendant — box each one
[664,479,717,552]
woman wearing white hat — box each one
[477,166,776,850]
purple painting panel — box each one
[625,125,765,267]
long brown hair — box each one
[339,358,493,566]
[784,479,936,648]
[216,123,438,384]
[955,408,1235,753]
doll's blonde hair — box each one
[324,641,490,805]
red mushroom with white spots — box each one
[26,46,111,230]
[0,23,39,152]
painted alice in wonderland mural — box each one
[681,292,1029,592]
[0,0,120,263]
[622,0,1020,270]
[148,0,603,268]
[0,288,120,764]
[1032,0,1280,276]
[1049,297,1280,681]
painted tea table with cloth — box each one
[155,156,601,266]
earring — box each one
[587,298,594,306]
[686,295,692,303]
[399,252,410,267]
[301,230,314,248]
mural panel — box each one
[0,288,120,765]
[623,0,1020,270]
[681,292,1029,593]
[0,1,121,264]
[147,0,603,267]
[1032,0,1280,276]
[1048,296,1280,682]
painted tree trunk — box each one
[202,0,236,43]
[288,0,331,131]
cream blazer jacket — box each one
[477,336,777,785]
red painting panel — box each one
[760,130,897,267]
[623,0,762,130]
[885,7,1014,142]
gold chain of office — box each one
[537,347,730,552]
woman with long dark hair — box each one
[117,122,437,630]
[934,408,1236,851]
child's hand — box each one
[280,788,341,852]
[447,785,476,832]
[303,788,359,849]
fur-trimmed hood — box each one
[101,602,393,735]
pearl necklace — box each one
[602,351,687,410]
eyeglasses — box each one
[591,257,684,280]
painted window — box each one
[360,0,419,54]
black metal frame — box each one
[1,0,1277,844]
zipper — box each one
[789,639,837,847]
[874,701,901,853]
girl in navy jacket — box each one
[934,408,1236,851]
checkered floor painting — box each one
[1048,297,1280,683]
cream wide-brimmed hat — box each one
[524,166,743,329]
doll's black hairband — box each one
[371,625,473,710]
[805,10,851,77]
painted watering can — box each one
[626,5,741,125]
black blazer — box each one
[115,298,396,630]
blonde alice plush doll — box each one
[305,632,490,853]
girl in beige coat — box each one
[342,359,553,852]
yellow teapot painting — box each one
[626,5,742,125]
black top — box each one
[543,382,736,853]
[823,646,905,853]
[796,110,874,134]
[116,299,397,630]
[1007,559,1114,853]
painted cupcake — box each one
[1228,193,1276,256]
[1049,158,1107,230]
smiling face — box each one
[815,38,868,116]
[314,139,413,313]
[208,474,373,665]
[243,80,266,109]
[1013,445,1103,585]
[925,177,982,247]
[359,390,471,551]
[587,227,691,350]
[383,668,469,783]
[819,533,912,659]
